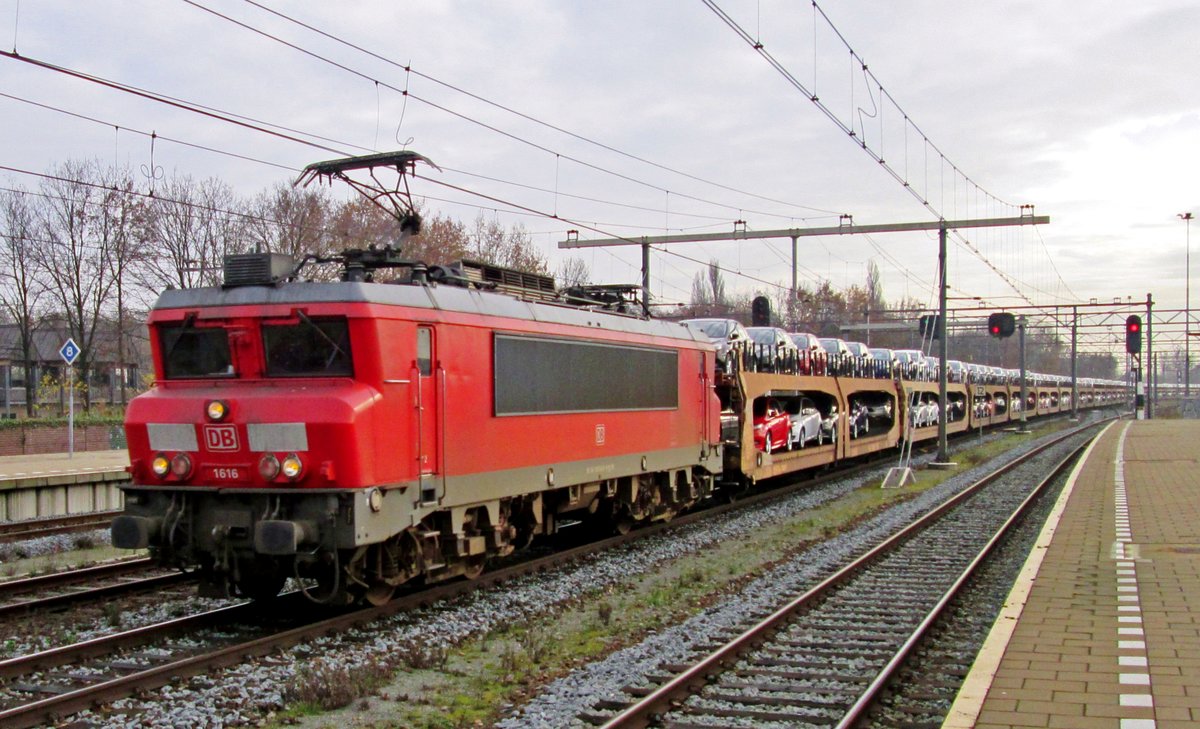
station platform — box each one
[0,449,129,486]
[0,450,129,522]
[945,419,1200,728]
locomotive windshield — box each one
[160,323,234,379]
[263,316,353,377]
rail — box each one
[593,417,1105,728]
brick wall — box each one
[0,424,125,456]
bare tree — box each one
[137,174,243,293]
[0,188,45,415]
[327,197,402,252]
[35,160,136,410]
[556,257,590,288]
[684,260,732,318]
[470,214,548,274]
[244,182,331,260]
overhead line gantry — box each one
[559,210,1050,465]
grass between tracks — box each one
[272,422,1066,729]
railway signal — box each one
[918,314,941,339]
[1125,315,1142,354]
[987,312,1015,338]
[751,296,771,327]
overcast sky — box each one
[2,0,1197,343]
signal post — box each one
[1127,311,1145,419]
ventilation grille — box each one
[458,259,557,300]
[223,253,296,288]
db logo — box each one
[595,424,606,445]
[203,425,240,451]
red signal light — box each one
[1125,314,1142,353]
[987,312,1015,338]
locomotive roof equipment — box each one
[295,149,439,238]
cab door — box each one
[415,326,440,503]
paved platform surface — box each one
[0,450,129,485]
[945,419,1200,729]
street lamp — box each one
[1181,212,1193,397]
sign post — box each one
[59,338,80,457]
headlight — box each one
[205,400,229,421]
[170,453,192,478]
[281,453,303,480]
[151,453,171,478]
[258,453,280,480]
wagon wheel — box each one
[613,512,635,535]
[364,583,395,606]
[462,556,486,580]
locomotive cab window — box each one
[263,316,353,377]
[160,322,234,379]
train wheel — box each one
[364,583,395,606]
[612,506,635,535]
[462,557,486,580]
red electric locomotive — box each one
[113,251,723,603]
[112,152,723,604]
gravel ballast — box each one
[26,416,1102,728]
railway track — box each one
[0,510,121,544]
[582,420,1098,728]
[0,435,940,729]
[0,415,1098,728]
[0,457,887,729]
[0,558,191,619]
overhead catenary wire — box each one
[0,49,842,246]
[4,6,1046,306]
[699,0,1078,308]
[176,0,842,225]
[0,91,299,174]
[0,88,807,237]
[1,13,942,303]
[232,0,845,218]
[0,49,863,297]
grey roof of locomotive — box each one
[154,280,711,348]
